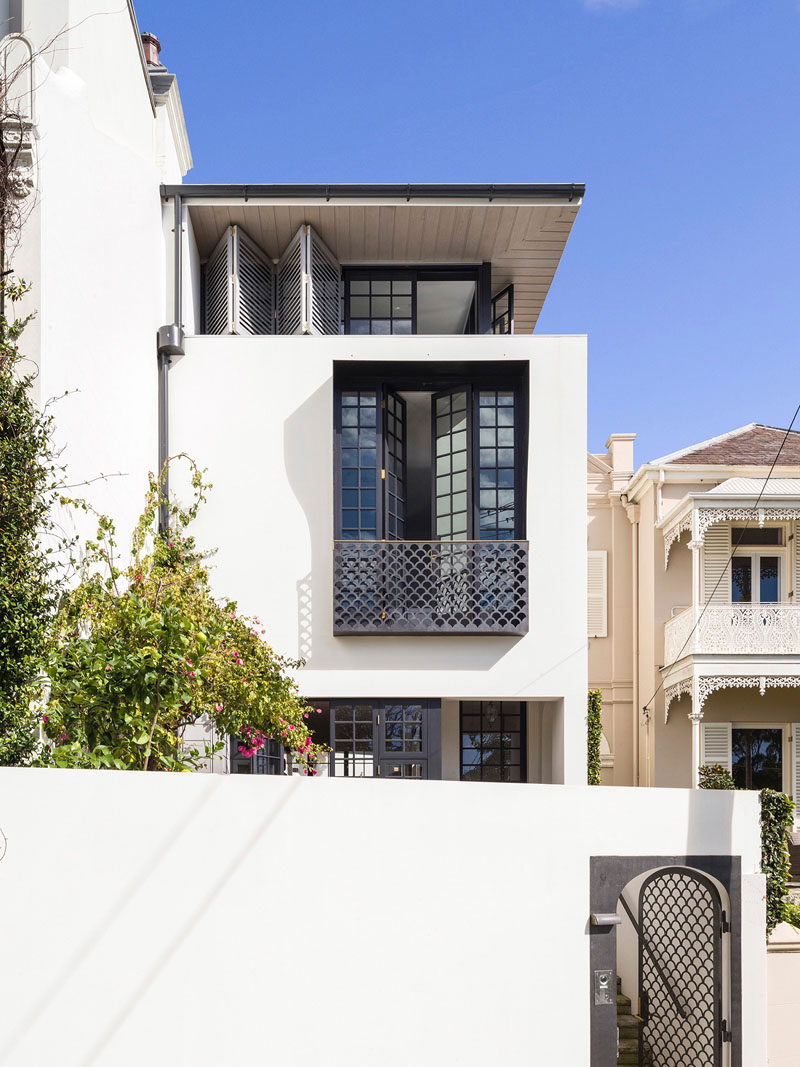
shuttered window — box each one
[702,524,731,603]
[794,522,800,602]
[587,550,607,638]
[700,723,732,773]
[203,225,274,335]
[276,224,341,336]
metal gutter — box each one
[160,182,584,203]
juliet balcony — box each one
[665,604,800,663]
[332,539,529,636]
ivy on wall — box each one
[587,689,602,785]
[760,788,795,940]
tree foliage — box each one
[44,460,325,773]
[0,276,61,765]
[760,788,794,940]
[698,763,735,790]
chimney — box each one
[141,32,165,69]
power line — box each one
[641,405,800,718]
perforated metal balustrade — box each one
[333,540,529,635]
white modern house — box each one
[166,190,588,785]
[0,4,776,1066]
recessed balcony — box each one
[665,604,800,663]
[332,539,529,635]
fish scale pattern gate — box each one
[638,868,723,1067]
[332,540,529,634]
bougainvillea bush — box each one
[44,459,325,773]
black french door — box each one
[329,700,442,779]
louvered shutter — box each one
[307,226,341,335]
[701,722,732,773]
[794,521,800,603]
[232,226,274,335]
[702,524,731,603]
[276,226,304,335]
[204,228,234,334]
[276,225,341,336]
[587,550,607,638]
[793,724,800,827]
[204,226,273,335]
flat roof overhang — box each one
[162,183,584,333]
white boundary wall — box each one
[0,770,765,1066]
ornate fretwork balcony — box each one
[332,540,529,635]
[665,604,800,663]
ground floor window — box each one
[229,736,285,775]
[731,727,782,790]
[319,699,442,779]
[460,701,526,782]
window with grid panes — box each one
[332,702,375,776]
[339,391,378,540]
[433,390,470,540]
[348,278,413,334]
[230,736,285,774]
[478,391,516,539]
[460,701,526,782]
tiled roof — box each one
[658,424,800,466]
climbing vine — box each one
[43,459,326,773]
[760,788,794,940]
[587,689,602,785]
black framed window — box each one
[731,727,782,790]
[338,390,379,540]
[329,699,441,778]
[230,736,285,775]
[460,701,526,782]
[343,268,488,336]
[347,274,414,334]
[334,364,528,543]
[478,390,516,539]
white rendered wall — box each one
[168,334,588,783]
[0,769,766,1066]
[11,2,186,548]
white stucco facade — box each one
[169,333,588,783]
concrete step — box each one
[617,1013,639,1035]
[617,1038,638,1066]
[617,993,631,1014]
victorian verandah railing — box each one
[332,539,529,635]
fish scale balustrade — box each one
[332,540,529,635]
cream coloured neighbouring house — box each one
[588,423,800,809]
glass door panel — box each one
[383,388,407,540]
[432,387,471,541]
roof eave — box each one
[160,182,585,204]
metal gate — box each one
[636,867,726,1067]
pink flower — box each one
[230,612,236,620]
[215,703,223,713]
[186,660,193,667]
[316,708,322,715]
[105,665,111,672]
[135,573,143,582]
[42,714,49,724]
[59,731,67,741]
[303,712,309,719]
[189,671,196,678]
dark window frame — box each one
[229,735,286,775]
[343,265,491,335]
[333,362,529,542]
[328,698,442,779]
[459,700,527,783]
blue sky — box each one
[135,0,800,466]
